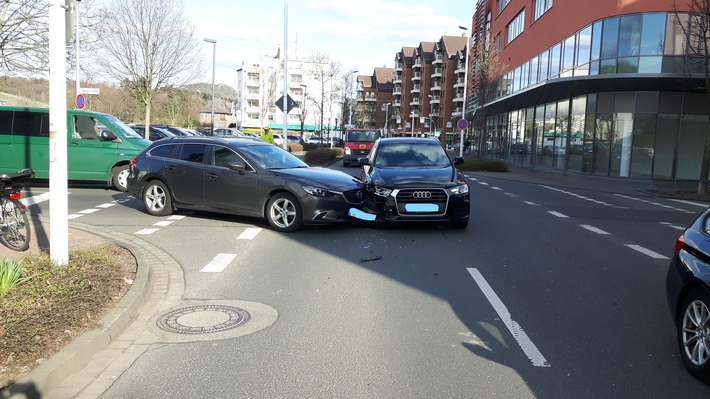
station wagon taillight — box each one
[674,234,685,254]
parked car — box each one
[126,136,367,232]
[666,206,710,383]
[306,136,327,145]
[353,137,470,228]
[153,125,197,137]
[213,128,246,137]
[131,125,176,141]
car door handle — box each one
[165,165,176,171]
[206,173,219,179]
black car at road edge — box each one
[353,137,470,228]
[666,205,710,384]
[126,136,366,232]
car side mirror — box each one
[227,161,246,172]
[453,157,465,165]
[358,157,370,166]
[100,130,118,141]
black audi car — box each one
[352,137,470,228]
[126,136,366,232]
[666,206,710,383]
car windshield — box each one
[374,142,451,168]
[239,143,309,170]
[346,130,380,142]
[104,114,143,139]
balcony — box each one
[453,78,465,88]
[431,80,442,90]
[429,110,439,117]
[392,99,401,106]
[432,53,443,65]
[410,97,420,106]
[429,95,440,104]
[455,63,466,74]
[411,84,420,93]
[451,107,463,117]
[246,79,260,87]
[454,92,465,102]
[393,73,402,84]
[411,72,421,82]
[363,93,377,102]
[413,57,422,68]
[394,62,403,71]
[393,86,401,95]
[431,68,442,78]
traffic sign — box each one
[79,87,100,95]
[76,94,85,109]
[457,119,469,130]
[275,94,297,114]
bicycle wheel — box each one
[0,198,30,251]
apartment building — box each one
[355,68,394,130]
[470,0,710,181]
[236,54,342,136]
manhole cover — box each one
[156,304,250,334]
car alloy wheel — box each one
[143,180,173,216]
[678,289,710,383]
[112,165,130,192]
[266,192,302,233]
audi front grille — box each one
[394,188,449,215]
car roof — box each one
[377,137,441,145]
[149,135,266,147]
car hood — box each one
[275,167,362,190]
[371,166,456,188]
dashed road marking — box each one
[153,221,175,227]
[479,182,489,186]
[542,186,614,207]
[548,211,568,218]
[660,222,686,231]
[505,193,519,198]
[491,187,503,191]
[614,194,694,214]
[135,228,160,235]
[200,253,238,273]
[96,203,116,209]
[467,268,550,368]
[168,215,186,220]
[237,228,262,240]
[23,193,51,206]
[626,244,670,259]
[580,225,611,235]
[669,199,708,208]
[524,201,537,206]
[78,208,100,214]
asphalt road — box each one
[24,166,710,398]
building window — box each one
[495,33,501,52]
[534,0,553,21]
[498,0,510,15]
[507,10,525,44]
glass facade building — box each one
[472,11,710,181]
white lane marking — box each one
[153,221,174,227]
[479,182,489,186]
[23,192,51,206]
[580,225,611,235]
[491,187,503,191]
[542,186,613,207]
[96,203,116,208]
[168,215,185,220]
[135,228,159,235]
[200,253,238,273]
[505,193,519,198]
[669,199,708,208]
[237,227,262,240]
[548,211,568,218]
[524,201,537,206]
[467,268,550,368]
[78,208,100,214]
[625,245,670,259]
[468,177,478,181]
[615,194,694,214]
[68,214,83,220]
[660,222,686,231]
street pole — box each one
[282,0,289,151]
[236,67,245,130]
[410,112,414,136]
[459,25,470,158]
[349,69,358,126]
[384,102,390,137]
[300,83,307,138]
[204,38,216,134]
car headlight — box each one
[450,183,469,195]
[302,185,335,197]
[373,185,393,197]
[345,147,352,155]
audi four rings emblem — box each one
[412,191,431,199]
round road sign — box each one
[76,94,86,109]
[456,119,468,130]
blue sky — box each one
[188,0,477,88]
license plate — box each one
[405,203,438,212]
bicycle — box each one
[0,168,34,251]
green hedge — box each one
[457,158,509,172]
[304,148,340,166]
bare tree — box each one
[298,86,311,137]
[673,1,710,193]
[0,0,47,76]
[257,65,279,132]
[94,0,204,139]
[304,53,340,139]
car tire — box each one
[451,219,469,229]
[677,288,710,383]
[266,192,302,233]
[143,180,173,217]
[112,165,130,192]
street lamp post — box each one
[236,67,245,130]
[458,25,470,158]
[204,38,216,134]
[349,69,358,126]
[410,111,415,136]
[300,83,307,138]
[383,102,390,137]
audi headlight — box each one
[373,185,393,198]
[450,183,469,195]
[302,185,335,197]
